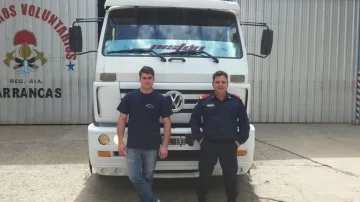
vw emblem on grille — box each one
[165,91,185,113]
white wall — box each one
[0,0,97,124]
[238,0,360,123]
[1,0,359,124]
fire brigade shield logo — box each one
[3,30,47,74]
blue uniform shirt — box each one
[189,92,250,144]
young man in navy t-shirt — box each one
[116,66,173,202]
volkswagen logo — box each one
[165,91,185,113]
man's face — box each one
[139,73,154,89]
[212,75,228,94]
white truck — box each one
[68,0,273,178]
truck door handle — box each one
[168,58,186,62]
[96,87,100,115]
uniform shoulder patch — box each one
[232,93,242,100]
[199,93,210,100]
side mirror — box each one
[69,25,83,52]
[260,29,273,55]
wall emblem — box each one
[3,30,47,74]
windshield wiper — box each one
[160,50,219,63]
[107,48,166,62]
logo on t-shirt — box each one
[145,104,154,108]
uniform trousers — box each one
[197,138,239,202]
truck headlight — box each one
[98,134,110,145]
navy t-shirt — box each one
[117,89,173,150]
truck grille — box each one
[120,89,213,94]
[120,88,214,113]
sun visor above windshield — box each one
[105,0,240,12]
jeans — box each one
[126,148,159,202]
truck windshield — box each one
[102,7,243,59]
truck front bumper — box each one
[88,124,255,178]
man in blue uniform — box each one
[189,70,250,202]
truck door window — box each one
[102,7,243,59]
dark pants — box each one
[197,139,239,202]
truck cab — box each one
[69,0,273,177]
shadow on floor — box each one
[73,172,264,202]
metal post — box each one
[356,18,360,124]
[356,71,360,124]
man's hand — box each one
[117,112,127,156]
[160,116,171,160]
[159,146,168,160]
[235,140,240,147]
[118,143,127,156]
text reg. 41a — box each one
[9,79,43,84]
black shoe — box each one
[227,197,236,202]
[198,195,206,202]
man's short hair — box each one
[139,66,155,77]
[212,70,228,82]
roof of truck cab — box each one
[104,0,240,12]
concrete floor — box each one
[0,124,359,202]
